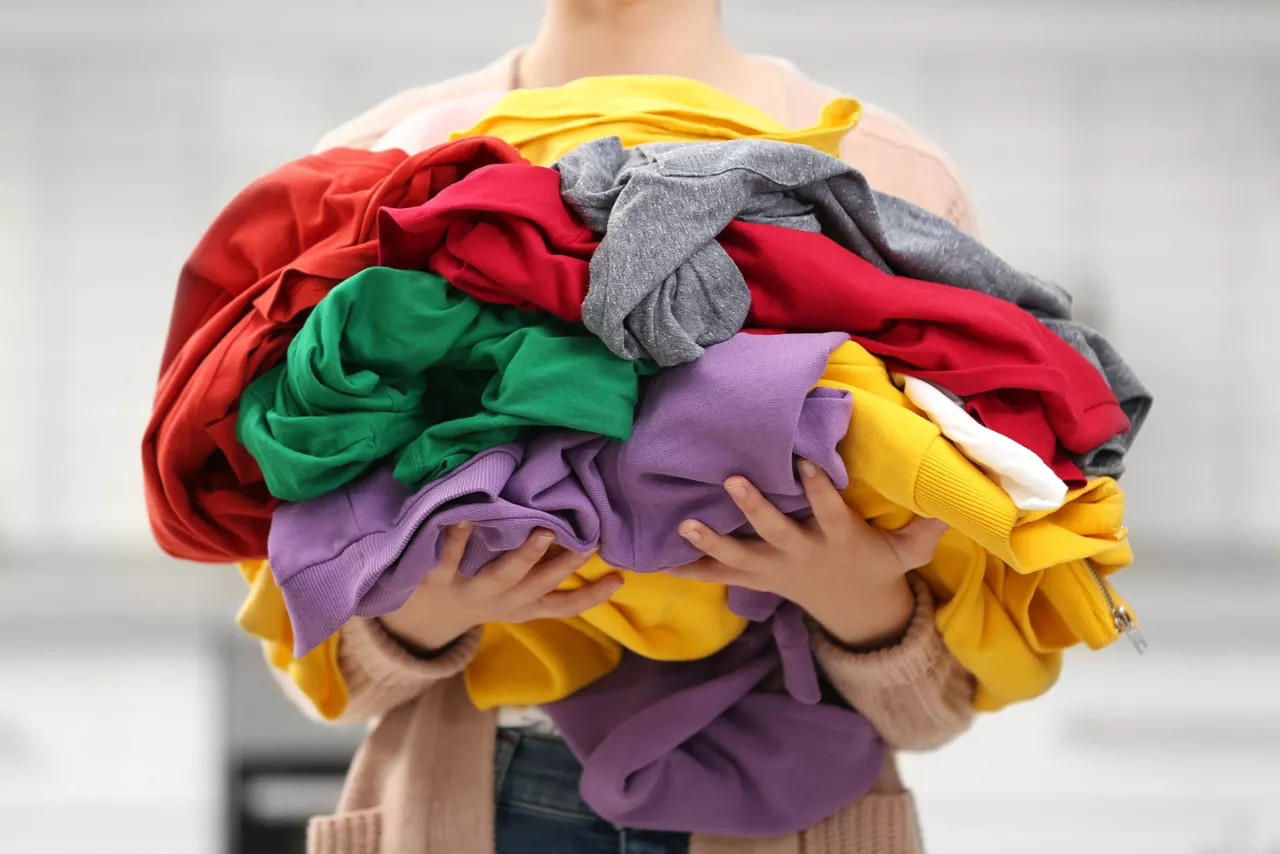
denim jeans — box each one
[493,730,691,854]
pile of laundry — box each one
[143,75,1151,837]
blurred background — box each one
[0,0,1277,851]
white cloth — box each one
[898,375,1068,511]
[497,705,561,736]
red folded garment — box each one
[380,164,1128,484]
[144,137,527,562]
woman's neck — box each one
[517,0,762,92]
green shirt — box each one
[238,267,655,501]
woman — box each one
[291,2,980,852]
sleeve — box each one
[313,87,437,154]
[837,122,983,240]
[272,619,483,725]
[811,574,976,750]
[927,155,981,239]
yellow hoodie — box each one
[816,341,1132,710]
[450,75,861,164]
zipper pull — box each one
[1112,605,1148,654]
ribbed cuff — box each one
[308,807,382,854]
[809,575,950,689]
[915,438,1014,552]
[340,617,482,702]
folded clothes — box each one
[449,74,860,165]
[559,136,1149,478]
[271,332,1132,710]
[268,331,851,656]
[142,136,527,562]
[237,267,656,502]
[545,617,884,837]
[378,162,1144,482]
[555,136,1067,364]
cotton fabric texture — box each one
[552,136,1150,477]
[271,333,1134,711]
[267,332,851,690]
[449,74,861,166]
[378,161,1141,486]
[236,266,654,502]
[543,619,884,837]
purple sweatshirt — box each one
[269,331,853,655]
[546,616,884,836]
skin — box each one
[516,0,793,123]
[382,0,951,653]
[671,461,948,648]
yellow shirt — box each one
[450,75,861,165]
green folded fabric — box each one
[238,267,655,501]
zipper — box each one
[1086,561,1147,654]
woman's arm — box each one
[811,574,975,750]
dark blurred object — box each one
[229,756,348,854]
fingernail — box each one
[724,478,747,499]
[679,523,703,542]
[456,521,473,531]
[535,532,554,546]
[797,459,818,479]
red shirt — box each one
[380,164,1128,483]
[144,137,526,562]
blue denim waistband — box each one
[494,730,597,820]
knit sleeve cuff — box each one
[338,618,482,715]
[810,574,951,689]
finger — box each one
[884,517,950,569]
[481,529,555,591]
[723,476,812,554]
[526,573,625,620]
[664,556,749,587]
[507,548,596,602]
[678,521,771,573]
[796,459,862,540]
[433,522,473,582]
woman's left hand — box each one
[668,459,948,649]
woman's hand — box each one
[378,524,623,654]
[669,460,948,649]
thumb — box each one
[884,517,949,570]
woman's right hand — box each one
[378,524,623,654]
